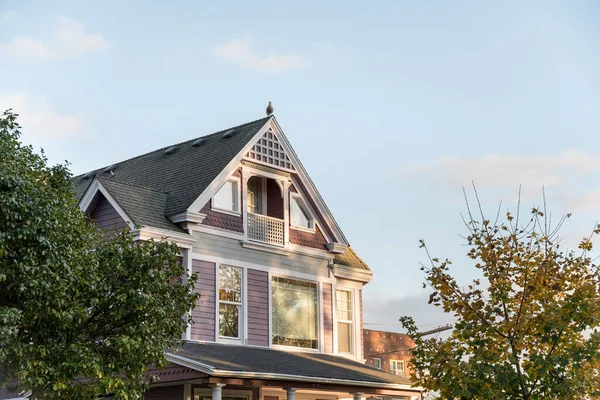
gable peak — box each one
[245,128,295,171]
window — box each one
[213,180,239,213]
[390,360,405,377]
[247,176,263,214]
[271,277,318,349]
[373,358,382,369]
[218,265,242,339]
[290,196,312,229]
[336,289,353,353]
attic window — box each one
[212,179,240,214]
[290,196,313,230]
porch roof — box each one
[167,342,416,391]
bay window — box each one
[271,276,318,349]
[218,265,242,339]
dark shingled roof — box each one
[172,342,411,385]
[334,247,370,271]
[74,116,271,220]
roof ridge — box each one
[99,176,168,194]
[74,116,272,179]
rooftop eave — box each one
[332,263,373,283]
[135,226,196,249]
[327,242,347,254]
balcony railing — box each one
[247,212,284,246]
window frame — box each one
[335,288,354,354]
[217,264,244,343]
[212,177,241,215]
[390,359,406,377]
[289,194,315,232]
[373,358,382,369]
[270,275,320,351]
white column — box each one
[210,383,226,400]
[284,387,297,400]
[352,392,364,400]
[282,180,290,245]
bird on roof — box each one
[266,101,274,116]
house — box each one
[1,115,423,400]
[363,330,415,378]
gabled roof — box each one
[74,116,271,217]
[168,342,414,388]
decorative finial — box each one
[266,101,274,116]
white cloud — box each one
[0,17,109,61]
[214,39,307,72]
[0,93,85,140]
[406,150,600,191]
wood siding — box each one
[200,199,243,232]
[191,231,330,278]
[89,193,128,236]
[322,283,333,353]
[289,226,328,250]
[247,269,269,346]
[191,259,216,341]
[144,385,183,400]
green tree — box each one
[401,190,600,400]
[0,110,198,399]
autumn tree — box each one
[0,110,198,399]
[401,189,600,400]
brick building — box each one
[363,329,415,378]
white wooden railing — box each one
[247,212,284,246]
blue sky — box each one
[1,1,599,332]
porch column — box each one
[284,387,297,400]
[210,383,226,400]
[352,392,364,400]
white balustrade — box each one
[247,212,285,246]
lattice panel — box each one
[246,130,295,170]
[247,212,285,246]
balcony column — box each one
[210,383,226,400]
[241,171,251,241]
[284,387,297,400]
[282,180,290,245]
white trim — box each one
[184,383,192,400]
[326,242,348,254]
[165,353,422,392]
[332,264,373,283]
[78,178,135,230]
[191,253,334,284]
[136,226,196,249]
[192,225,245,241]
[170,211,208,224]
[188,120,272,213]
[318,281,324,353]
[241,241,291,256]
[184,248,193,341]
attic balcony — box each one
[243,174,288,248]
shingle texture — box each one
[172,342,411,385]
[334,247,370,271]
[74,117,271,231]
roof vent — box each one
[164,146,179,155]
[192,138,205,147]
[82,171,95,180]
[103,164,116,174]
[222,129,236,139]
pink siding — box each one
[144,385,183,399]
[322,283,333,353]
[191,260,216,341]
[247,269,269,346]
[289,225,328,250]
[88,193,128,235]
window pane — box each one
[337,322,351,353]
[291,198,310,228]
[214,181,237,211]
[219,266,242,302]
[271,277,318,349]
[219,303,239,338]
[336,290,352,321]
[247,176,262,214]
